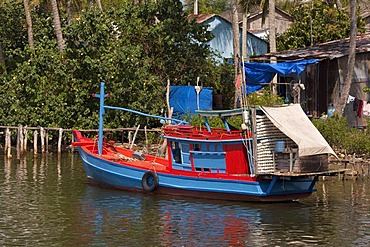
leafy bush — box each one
[312,116,370,155]
[247,86,285,106]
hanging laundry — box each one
[363,101,370,116]
[357,100,364,118]
[347,95,355,104]
[353,98,359,112]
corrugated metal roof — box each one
[187,14,216,23]
[253,32,370,61]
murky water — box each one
[0,152,369,246]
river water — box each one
[0,152,369,247]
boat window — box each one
[193,144,201,151]
[171,142,182,163]
[195,168,211,172]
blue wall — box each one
[204,16,268,62]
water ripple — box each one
[0,154,369,246]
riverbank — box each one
[329,156,370,180]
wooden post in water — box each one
[23,126,28,153]
[40,127,45,153]
[33,130,38,155]
[5,128,11,159]
[70,132,75,153]
[4,128,9,155]
[58,128,63,154]
[17,125,23,159]
[45,129,49,153]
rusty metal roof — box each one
[187,14,216,23]
[253,32,370,61]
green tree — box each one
[0,0,28,73]
[0,0,219,130]
[184,0,229,14]
[277,0,356,50]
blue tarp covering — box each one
[243,59,318,94]
[170,86,213,117]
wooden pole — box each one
[58,128,63,154]
[33,130,38,155]
[23,126,28,153]
[144,126,148,153]
[45,129,49,153]
[128,131,132,146]
[70,132,75,153]
[40,127,45,153]
[166,79,171,121]
[4,127,9,154]
[130,125,140,150]
[5,128,11,159]
[159,80,172,157]
[17,125,22,159]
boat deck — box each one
[99,152,169,172]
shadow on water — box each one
[0,152,369,246]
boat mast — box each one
[93,82,109,155]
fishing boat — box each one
[72,82,343,202]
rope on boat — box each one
[241,56,255,175]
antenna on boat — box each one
[241,56,250,130]
[195,77,201,110]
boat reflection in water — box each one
[77,182,370,247]
[76,186,261,246]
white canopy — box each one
[261,104,337,158]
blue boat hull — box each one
[78,147,316,202]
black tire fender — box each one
[141,171,159,192]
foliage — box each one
[247,86,285,106]
[0,0,28,72]
[277,0,365,50]
[183,0,229,14]
[189,114,243,129]
[0,0,223,131]
[312,116,370,155]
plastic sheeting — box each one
[261,104,337,158]
[243,59,318,94]
[170,86,213,118]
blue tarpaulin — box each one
[170,86,213,118]
[243,59,318,94]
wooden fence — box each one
[0,125,161,159]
